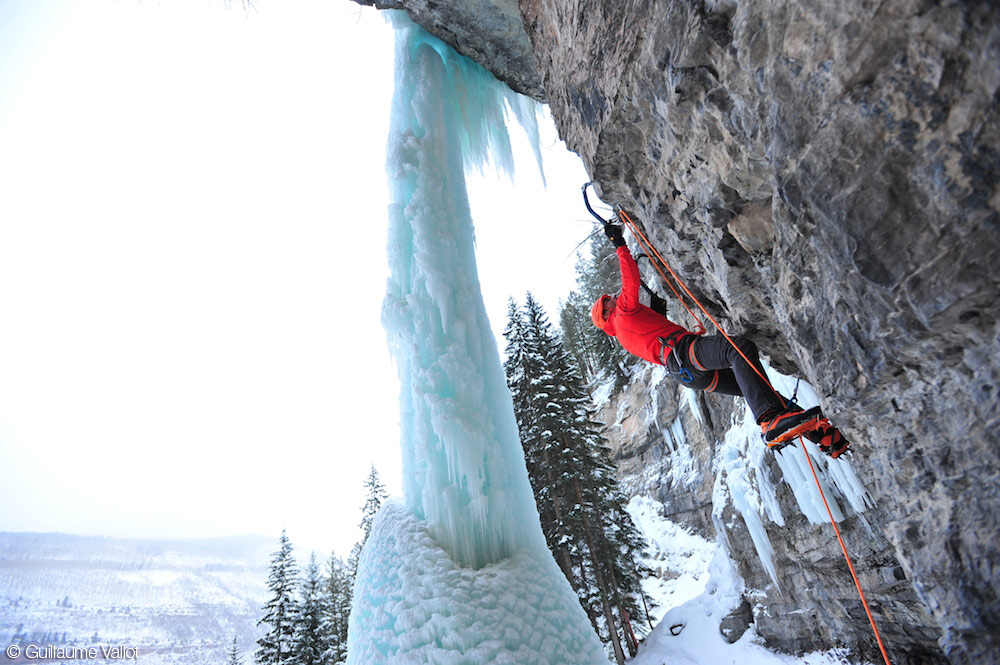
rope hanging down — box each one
[583,185,893,665]
[800,437,893,665]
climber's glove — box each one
[604,223,626,248]
[649,291,668,316]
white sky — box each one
[0,0,597,558]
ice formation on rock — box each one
[714,363,876,588]
[346,14,607,664]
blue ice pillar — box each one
[380,13,544,569]
[346,13,608,665]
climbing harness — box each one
[582,184,893,665]
[657,331,694,383]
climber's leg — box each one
[684,335,782,421]
[704,368,741,396]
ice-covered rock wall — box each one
[346,14,606,664]
[593,356,931,662]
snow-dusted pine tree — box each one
[502,297,543,495]
[256,530,299,665]
[292,553,324,665]
[347,464,389,582]
[227,636,242,665]
[345,542,362,585]
[504,293,653,663]
[319,553,352,665]
[359,465,388,542]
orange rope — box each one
[617,207,892,665]
[798,437,893,665]
[618,209,775,398]
[621,212,705,335]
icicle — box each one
[716,407,784,591]
[761,362,876,524]
[683,386,704,424]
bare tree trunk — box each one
[573,547,604,636]
[539,443,578,590]
[606,565,638,656]
[574,479,626,665]
[640,574,654,631]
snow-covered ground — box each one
[626,495,873,665]
[626,495,713,622]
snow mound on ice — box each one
[347,502,608,665]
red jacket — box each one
[604,246,691,365]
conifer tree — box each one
[503,298,543,485]
[505,295,579,585]
[359,465,388,543]
[256,531,299,665]
[227,636,242,665]
[345,542,363,584]
[292,553,325,665]
[347,464,388,582]
[504,294,653,663]
[319,553,352,665]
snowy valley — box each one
[0,533,271,664]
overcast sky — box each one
[0,0,597,558]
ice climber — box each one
[591,222,849,458]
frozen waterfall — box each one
[345,14,608,664]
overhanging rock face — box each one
[518,3,999,663]
[350,1,1000,663]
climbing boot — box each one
[804,420,850,458]
[761,406,824,445]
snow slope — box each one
[625,498,874,665]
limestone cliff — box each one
[352,2,1000,664]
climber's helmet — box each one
[591,294,617,331]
